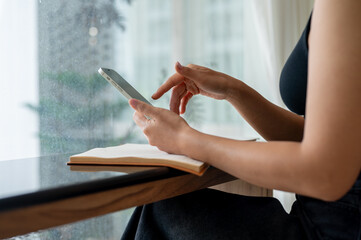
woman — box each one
[122,1,361,239]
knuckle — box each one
[187,63,207,71]
[143,126,151,135]
[171,87,179,96]
[171,86,185,98]
[184,80,197,94]
[184,64,197,74]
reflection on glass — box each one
[3,0,257,239]
[31,0,135,156]
[5,209,134,240]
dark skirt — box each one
[121,176,361,240]
[121,189,309,240]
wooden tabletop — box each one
[0,159,271,239]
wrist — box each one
[225,78,247,103]
[178,127,205,161]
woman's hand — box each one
[129,98,193,154]
[152,62,240,114]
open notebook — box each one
[68,144,209,176]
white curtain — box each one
[0,0,39,195]
[244,0,314,104]
[0,0,39,161]
[243,0,314,212]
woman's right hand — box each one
[152,62,240,114]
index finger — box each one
[152,73,185,99]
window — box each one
[1,0,274,238]
[1,0,262,162]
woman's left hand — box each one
[129,98,192,154]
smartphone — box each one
[98,68,152,105]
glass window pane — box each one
[2,0,267,238]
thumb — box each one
[175,62,199,80]
[129,99,156,117]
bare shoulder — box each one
[311,0,361,46]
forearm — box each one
[180,129,354,201]
[226,80,304,141]
[181,130,305,194]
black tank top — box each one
[279,15,310,115]
[278,14,361,240]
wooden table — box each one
[0,154,271,239]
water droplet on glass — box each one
[89,27,98,37]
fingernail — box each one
[176,61,183,70]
